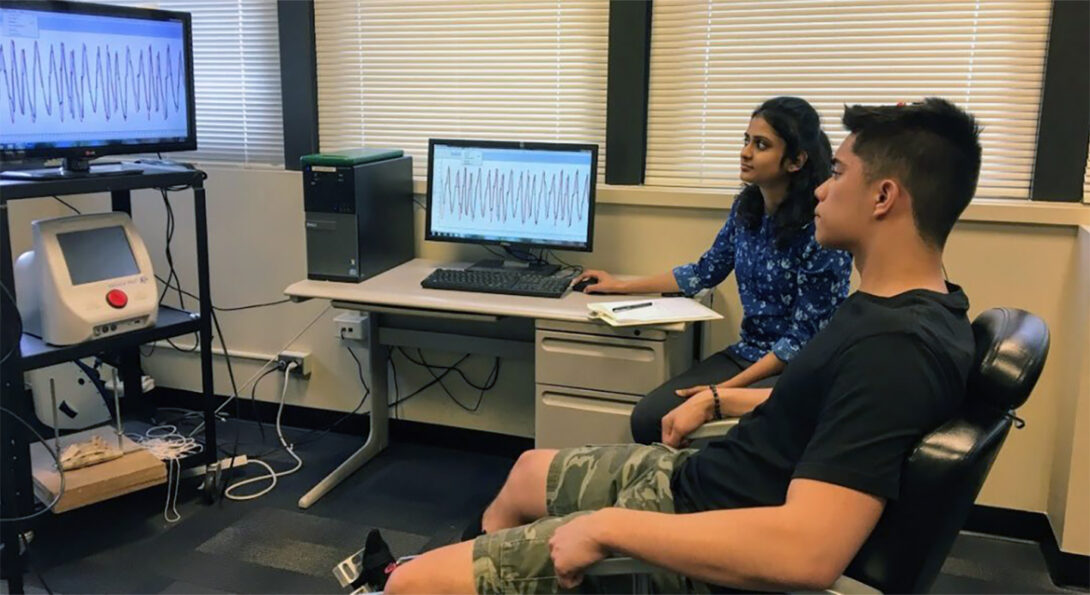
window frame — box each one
[282,0,1088,205]
[277,0,320,171]
[1030,0,1089,202]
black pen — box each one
[612,301,653,313]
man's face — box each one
[814,134,875,251]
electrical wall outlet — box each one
[334,311,368,341]
[277,350,310,377]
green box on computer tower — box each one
[301,149,413,282]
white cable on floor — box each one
[188,304,331,437]
[224,363,303,501]
[126,424,203,523]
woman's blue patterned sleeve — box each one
[770,235,853,362]
[672,207,737,297]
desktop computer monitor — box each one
[0,0,196,177]
[426,139,598,260]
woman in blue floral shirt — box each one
[573,97,853,444]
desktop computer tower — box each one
[302,153,413,282]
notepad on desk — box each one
[587,297,723,327]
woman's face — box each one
[740,115,793,186]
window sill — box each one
[596,185,1090,227]
[413,179,1088,227]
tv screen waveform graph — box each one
[0,5,191,149]
[1,40,186,126]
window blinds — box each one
[645,1,1051,199]
[314,0,609,180]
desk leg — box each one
[298,313,388,508]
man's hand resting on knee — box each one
[662,387,773,447]
[548,512,610,588]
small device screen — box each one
[56,226,139,285]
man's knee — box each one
[508,448,554,489]
[484,449,555,531]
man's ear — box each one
[873,179,901,219]
[786,151,808,173]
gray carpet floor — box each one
[3,418,1084,594]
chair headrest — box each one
[967,308,1050,413]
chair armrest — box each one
[583,556,666,576]
[687,417,740,440]
[584,556,881,594]
[817,575,882,595]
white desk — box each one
[285,258,688,328]
[285,259,696,508]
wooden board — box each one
[30,425,166,513]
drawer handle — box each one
[541,393,634,415]
[540,338,656,362]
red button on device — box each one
[106,289,128,309]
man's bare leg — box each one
[385,540,475,595]
[387,449,558,593]
[481,449,557,532]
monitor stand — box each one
[0,157,143,181]
[467,259,560,276]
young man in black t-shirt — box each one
[385,98,981,594]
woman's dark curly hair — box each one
[735,97,832,249]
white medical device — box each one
[14,212,158,346]
[27,361,112,430]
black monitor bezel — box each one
[425,138,598,253]
[0,0,197,162]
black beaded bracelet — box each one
[709,384,723,420]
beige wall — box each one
[1047,226,1090,554]
[6,166,1087,554]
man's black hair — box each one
[843,98,982,248]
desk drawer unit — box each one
[536,329,679,395]
[535,385,639,448]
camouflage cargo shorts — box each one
[472,443,712,594]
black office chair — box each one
[588,307,1051,593]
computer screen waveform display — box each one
[0,4,192,154]
[427,140,597,251]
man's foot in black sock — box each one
[357,529,397,591]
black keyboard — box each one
[421,268,574,298]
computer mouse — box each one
[571,276,598,293]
